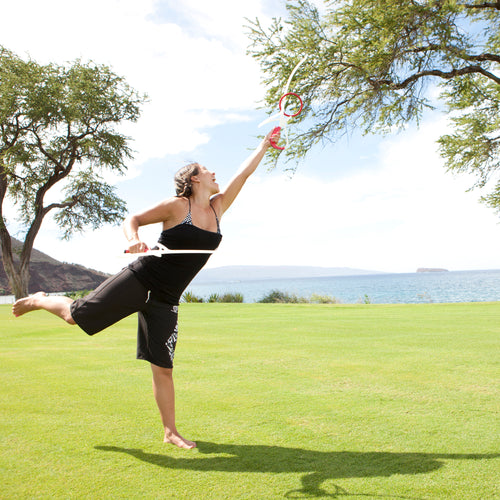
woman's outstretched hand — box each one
[264,128,281,149]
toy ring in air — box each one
[279,92,303,117]
[258,56,308,151]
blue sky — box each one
[2,0,500,275]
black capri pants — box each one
[70,268,179,369]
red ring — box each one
[279,92,303,117]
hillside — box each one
[0,238,110,295]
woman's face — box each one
[195,165,219,194]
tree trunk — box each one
[1,160,48,300]
[0,250,30,300]
[0,161,29,299]
[0,211,32,299]
[0,230,30,299]
[9,265,29,300]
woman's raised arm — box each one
[212,128,279,215]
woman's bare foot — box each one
[164,430,196,449]
[12,292,47,317]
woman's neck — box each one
[189,192,211,208]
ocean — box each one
[1,269,499,305]
[186,269,500,304]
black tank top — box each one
[128,201,222,303]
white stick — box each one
[283,56,308,97]
[122,242,215,258]
[257,56,308,149]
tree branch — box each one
[32,129,64,169]
[0,116,22,155]
[43,197,79,215]
[408,44,500,65]
[373,64,500,89]
[407,43,500,64]
[468,52,500,64]
[464,1,500,10]
[20,193,79,270]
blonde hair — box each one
[174,163,199,197]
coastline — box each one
[187,268,500,304]
[2,268,499,305]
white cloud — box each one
[153,0,265,48]
[207,116,500,273]
[0,0,266,167]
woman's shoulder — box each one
[159,196,188,211]
[158,196,189,229]
[145,196,188,226]
[210,194,223,216]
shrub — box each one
[183,291,244,303]
[207,293,220,303]
[182,291,204,303]
[207,292,244,303]
[258,290,341,304]
[357,294,372,304]
[219,292,243,303]
[258,290,303,303]
[310,293,338,304]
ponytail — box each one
[174,163,200,197]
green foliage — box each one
[54,170,127,239]
[186,291,244,303]
[258,289,306,303]
[358,293,372,304]
[247,0,500,211]
[438,75,500,212]
[0,46,147,297]
[0,47,145,230]
[258,289,339,303]
[309,293,338,304]
[207,293,220,303]
[218,292,244,303]
[182,291,205,303]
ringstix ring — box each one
[279,92,303,117]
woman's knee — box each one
[151,364,173,378]
[66,315,76,325]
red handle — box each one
[269,126,284,151]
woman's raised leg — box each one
[13,292,76,324]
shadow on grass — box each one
[95,443,498,499]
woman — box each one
[13,128,279,449]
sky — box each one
[1,0,500,275]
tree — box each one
[247,0,500,213]
[0,47,147,299]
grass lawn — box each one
[1,302,499,499]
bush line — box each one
[65,289,373,304]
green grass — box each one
[1,302,499,499]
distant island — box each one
[416,268,449,273]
